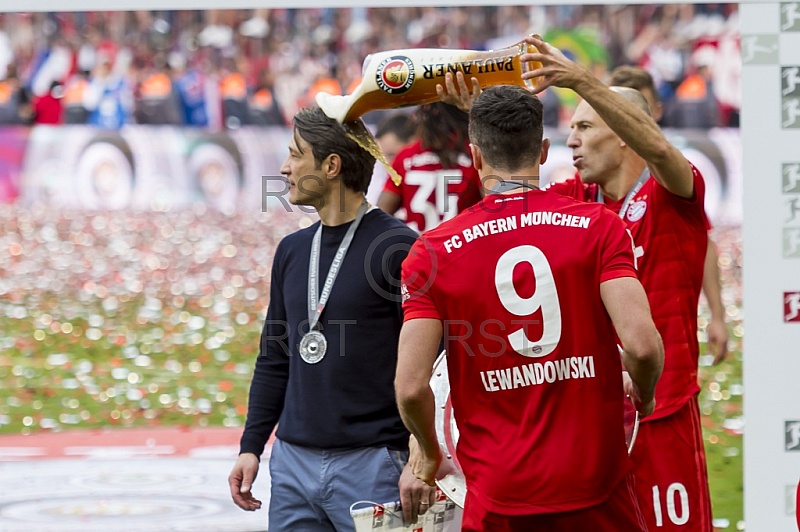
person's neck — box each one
[482,166,540,195]
[317,187,367,226]
[597,159,647,202]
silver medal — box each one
[303,201,367,365]
[299,330,327,364]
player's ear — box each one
[539,138,550,165]
[323,153,342,179]
[470,143,483,172]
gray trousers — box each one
[268,438,408,531]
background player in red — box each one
[520,35,713,531]
[608,65,729,365]
[396,85,664,531]
[367,112,417,205]
[377,102,483,233]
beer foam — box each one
[316,92,352,123]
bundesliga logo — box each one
[376,56,415,95]
[786,292,800,323]
[786,420,800,451]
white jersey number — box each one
[494,245,562,357]
[652,483,690,526]
[404,170,463,232]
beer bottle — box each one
[317,38,541,123]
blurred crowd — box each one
[0,5,740,130]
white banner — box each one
[741,2,800,530]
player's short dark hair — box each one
[376,113,416,144]
[293,107,375,194]
[608,66,660,104]
[468,85,543,173]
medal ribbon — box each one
[596,168,651,219]
[308,200,369,332]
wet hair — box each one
[416,102,470,168]
[292,107,375,194]
[468,85,543,173]
[608,66,660,104]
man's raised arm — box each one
[522,35,695,199]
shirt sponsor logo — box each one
[626,200,647,222]
[401,283,411,303]
[786,292,800,322]
[376,56,415,95]
[786,420,800,451]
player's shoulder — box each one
[416,208,473,244]
[363,207,419,242]
[649,160,705,193]
[396,141,443,170]
[687,161,707,188]
[274,220,317,260]
[647,160,707,216]
[542,186,595,208]
[279,220,317,246]
[544,176,590,198]
[548,193,626,228]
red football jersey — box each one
[547,165,707,421]
[402,189,638,515]
[383,140,483,232]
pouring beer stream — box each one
[316,38,542,186]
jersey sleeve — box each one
[544,177,590,202]
[653,162,707,231]
[401,236,441,321]
[599,213,638,283]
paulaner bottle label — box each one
[375,56,416,95]
[317,38,541,123]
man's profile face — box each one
[566,101,624,186]
[279,130,328,206]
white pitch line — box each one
[63,446,176,458]
[0,447,47,461]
